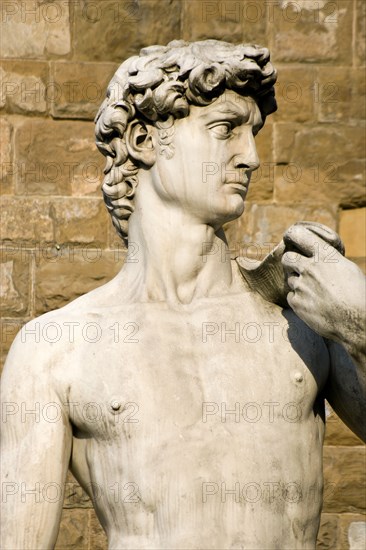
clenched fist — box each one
[281,223,366,348]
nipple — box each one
[109,397,123,414]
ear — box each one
[125,119,156,167]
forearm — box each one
[1,498,63,549]
[326,340,366,442]
[1,409,71,548]
[334,305,366,367]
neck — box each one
[118,180,235,305]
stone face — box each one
[0,0,71,58]
[271,0,353,64]
[50,62,118,120]
[182,0,267,44]
[0,117,14,194]
[35,249,125,314]
[0,61,49,115]
[273,123,366,208]
[14,119,104,196]
[339,208,366,259]
[72,0,182,62]
[316,513,338,550]
[322,446,366,514]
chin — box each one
[226,193,246,219]
[210,195,246,227]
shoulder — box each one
[1,286,107,393]
[2,276,137,383]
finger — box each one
[295,221,345,255]
[286,290,300,311]
[281,251,306,274]
[283,224,330,258]
[287,290,295,305]
[287,273,301,291]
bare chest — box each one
[66,298,329,439]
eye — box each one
[209,122,233,139]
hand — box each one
[281,223,366,346]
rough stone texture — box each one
[225,203,337,257]
[1,198,54,244]
[347,521,366,550]
[322,446,366,514]
[55,508,89,549]
[338,515,366,550]
[0,0,71,58]
[1,198,109,247]
[89,511,108,550]
[0,249,30,317]
[51,198,109,246]
[270,0,353,64]
[355,0,366,66]
[0,60,49,115]
[272,66,317,123]
[339,208,366,258]
[182,0,267,44]
[0,1,365,548]
[316,513,338,550]
[50,61,118,120]
[0,117,14,194]
[273,124,365,208]
[35,248,125,314]
[325,406,364,446]
[317,67,366,123]
[14,119,104,196]
[72,0,182,62]
[63,472,92,509]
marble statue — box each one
[1,40,365,550]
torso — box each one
[49,266,330,549]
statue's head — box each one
[95,39,277,244]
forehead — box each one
[193,90,262,124]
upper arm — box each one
[1,329,72,549]
[324,340,366,442]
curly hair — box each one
[95,39,277,244]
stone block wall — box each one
[0,1,365,548]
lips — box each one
[224,181,249,195]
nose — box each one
[233,131,260,173]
